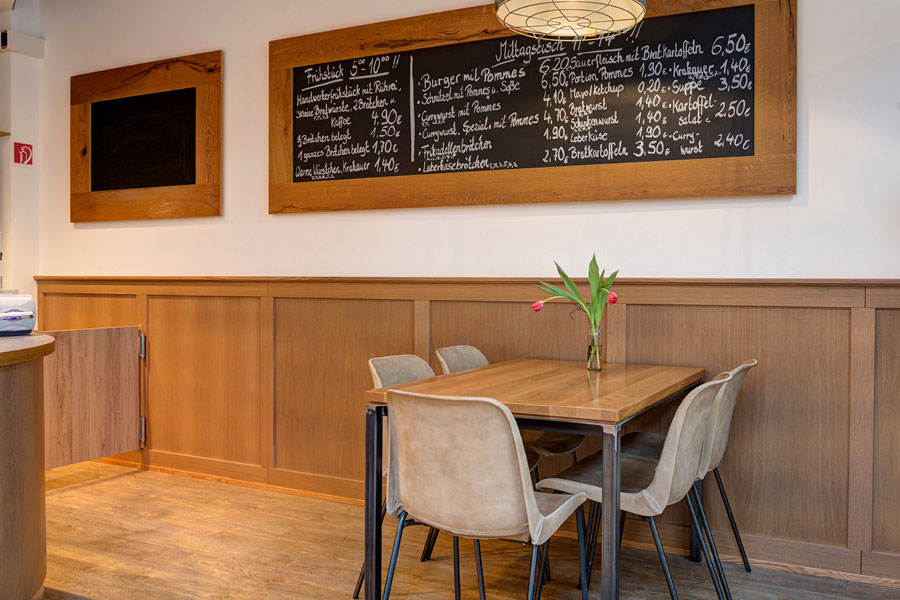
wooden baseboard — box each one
[862,551,900,581]
[96,454,364,507]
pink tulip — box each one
[532,301,544,312]
[608,292,618,305]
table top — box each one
[366,359,705,424]
[0,334,55,368]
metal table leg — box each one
[601,425,621,600]
[364,406,385,600]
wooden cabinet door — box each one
[42,327,141,469]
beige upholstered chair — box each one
[352,354,437,600]
[386,390,590,600]
[537,374,733,600]
[434,345,585,475]
[622,360,758,574]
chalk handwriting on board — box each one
[292,5,754,183]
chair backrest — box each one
[368,354,435,388]
[434,345,489,374]
[704,359,757,473]
[386,390,541,542]
[643,373,732,511]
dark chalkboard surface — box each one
[91,88,197,192]
[292,5,754,183]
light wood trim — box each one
[848,308,876,551]
[862,551,900,581]
[70,51,223,222]
[268,468,364,501]
[260,297,275,469]
[133,449,268,484]
[268,0,796,213]
[70,183,221,222]
[866,286,900,308]
[413,300,431,361]
[0,334,55,368]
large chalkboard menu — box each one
[292,5,755,183]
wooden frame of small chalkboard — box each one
[269,0,796,213]
[70,51,223,222]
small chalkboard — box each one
[292,5,755,183]
[70,51,222,222]
[91,88,197,192]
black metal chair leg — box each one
[526,544,541,600]
[354,500,387,599]
[714,468,751,572]
[619,510,626,550]
[474,539,486,600]
[571,450,578,466]
[585,500,602,586]
[685,494,726,600]
[453,536,462,600]
[421,527,439,562]
[576,506,589,600]
[692,485,732,600]
[647,517,678,600]
[353,562,365,599]
[382,512,408,600]
[542,543,551,583]
[535,541,550,600]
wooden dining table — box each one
[363,359,705,600]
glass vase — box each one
[587,341,603,371]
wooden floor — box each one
[44,463,900,600]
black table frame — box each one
[363,382,700,600]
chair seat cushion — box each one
[536,451,663,517]
[621,431,665,463]
[520,429,585,457]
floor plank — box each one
[43,463,900,600]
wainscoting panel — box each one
[146,296,262,466]
[873,309,900,555]
[626,305,851,547]
[273,298,416,488]
[41,293,139,330]
[34,276,900,586]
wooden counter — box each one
[0,334,55,600]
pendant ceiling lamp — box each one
[495,0,647,42]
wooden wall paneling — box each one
[40,294,139,330]
[414,300,431,361]
[625,305,852,547]
[260,297,275,469]
[848,308,875,551]
[269,0,796,214]
[872,310,900,555]
[271,298,416,496]
[862,551,900,581]
[605,303,627,363]
[43,327,140,469]
[146,296,262,466]
[70,51,223,222]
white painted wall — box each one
[33,0,900,279]
[0,2,42,296]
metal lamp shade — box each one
[495,0,647,41]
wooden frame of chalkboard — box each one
[70,51,223,222]
[269,0,796,213]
